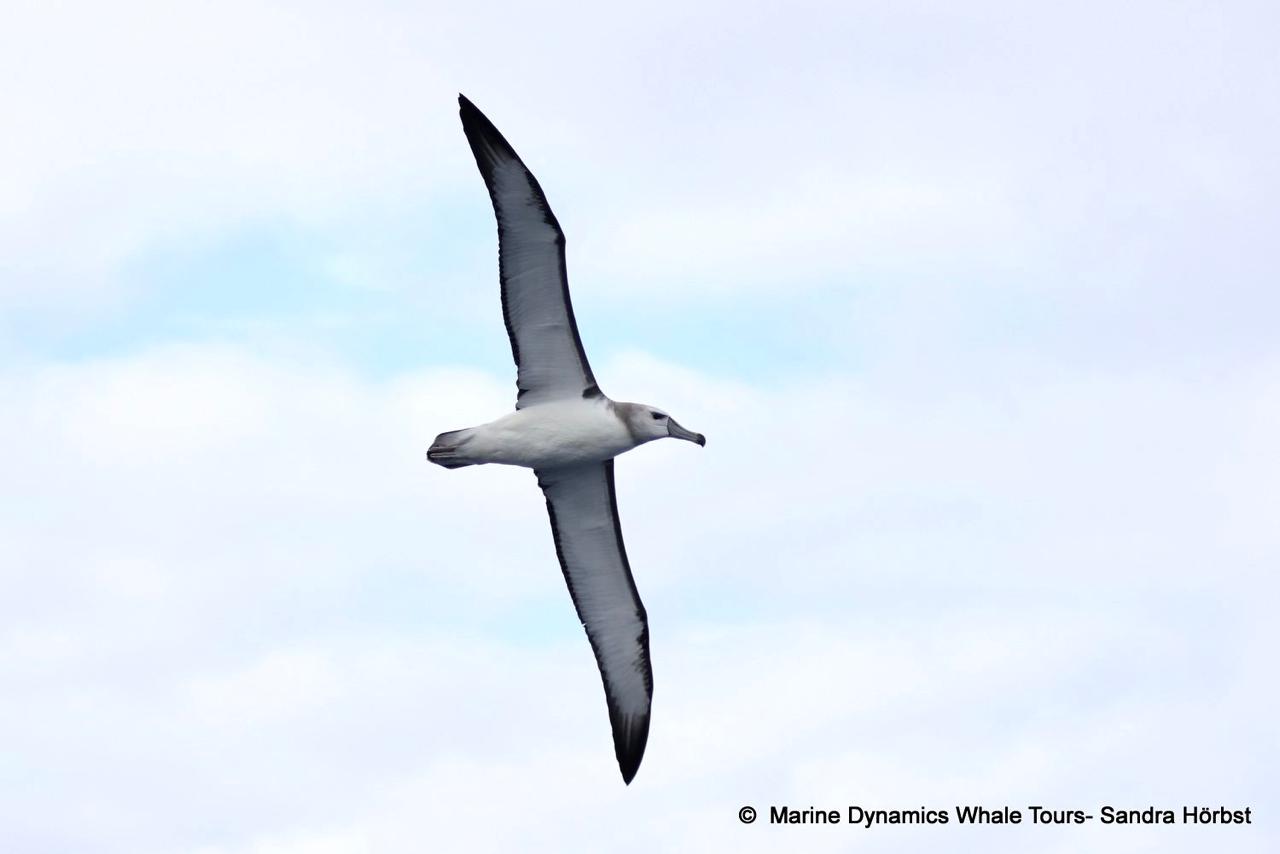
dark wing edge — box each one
[458,94,601,407]
[536,460,652,784]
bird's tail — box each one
[427,428,477,469]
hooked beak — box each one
[667,418,706,447]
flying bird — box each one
[428,95,706,784]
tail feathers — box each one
[428,429,477,469]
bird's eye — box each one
[651,412,664,420]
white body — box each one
[456,398,637,469]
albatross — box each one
[428,95,705,784]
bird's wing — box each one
[459,95,600,409]
[535,461,652,783]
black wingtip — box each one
[458,94,491,137]
[613,712,651,785]
[457,93,492,130]
[457,93,516,168]
[619,751,642,785]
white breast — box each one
[465,398,635,468]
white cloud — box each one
[0,1,453,304]
[3,1,1277,850]
[184,649,344,728]
[1,343,1275,852]
[5,1,1275,318]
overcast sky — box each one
[2,2,1277,852]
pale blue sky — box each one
[2,2,1277,852]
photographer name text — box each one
[755,805,1253,828]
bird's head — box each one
[619,403,706,447]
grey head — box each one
[612,402,706,447]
